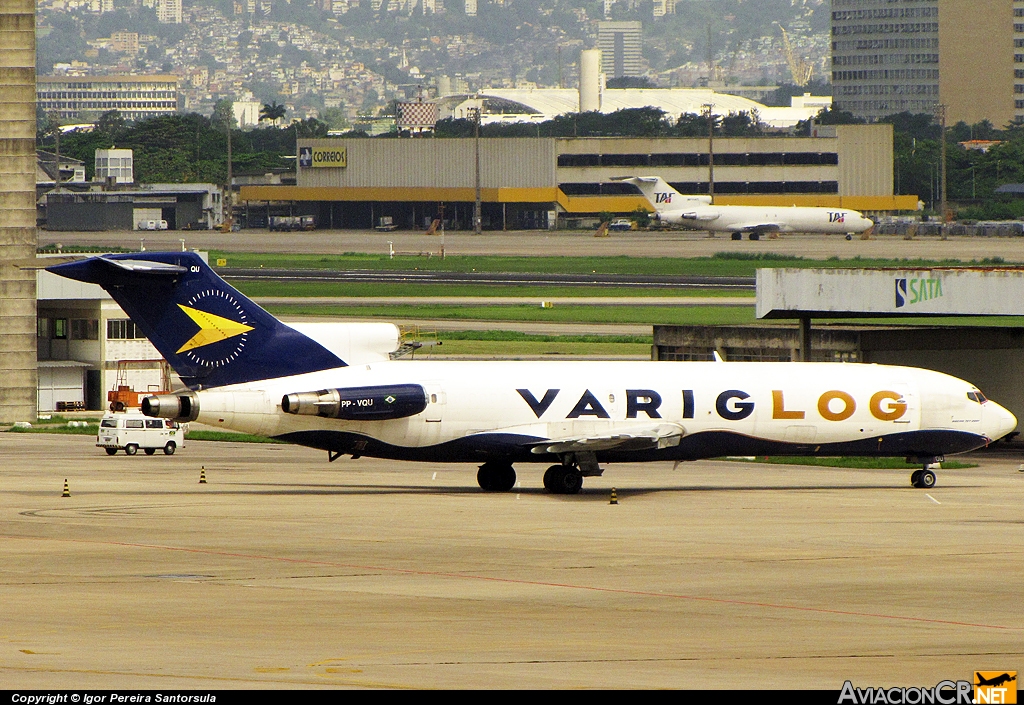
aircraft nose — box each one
[985,402,1017,441]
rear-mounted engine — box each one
[142,392,199,422]
[282,384,427,421]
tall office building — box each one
[831,0,1016,126]
[597,21,642,79]
[156,0,183,24]
[37,75,179,122]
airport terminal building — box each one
[238,124,916,231]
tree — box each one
[606,76,657,89]
[721,111,762,137]
[96,110,128,144]
[319,107,349,131]
[211,99,236,131]
[295,118,328,138]
[260,102,287,126]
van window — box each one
[145,419,163,429]
[125,419,144,429]
[100,419,117,428]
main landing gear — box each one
[543,452,603,495]
[543,464,583,494]
[476,453,603,494]
[910,457,941,489]
[477,461,516,492]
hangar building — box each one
[238,124,916,231]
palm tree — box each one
[259,101,287,126]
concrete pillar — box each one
[798,317,812,362]
[0,0,38,423]
[579,49,601,113]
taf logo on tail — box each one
[828,212,846,223]
[655,192,673,204]
[176,290,254,367]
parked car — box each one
[97,410,185,456]
[608,219,634,231]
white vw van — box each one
[97,411,185,456]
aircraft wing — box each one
[728,222,784,233]
[527,423,684,455]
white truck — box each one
[97,410,185,456]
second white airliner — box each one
[618,176,875,239]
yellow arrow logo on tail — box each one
[175,304,254,354]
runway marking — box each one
[2,533,1018,633]
[926,494,941,504]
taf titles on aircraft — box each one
[49,253,1016,494]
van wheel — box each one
[144,448,156,455]
[164,442,176,456]
[105,448,117,456]
[125,444,138,456]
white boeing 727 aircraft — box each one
[48,253,1016,493]
[616,176,875,239]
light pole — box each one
[473,103,482,235]
[702,103,715,201]
[937,103,948,223]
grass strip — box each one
[7,423,282,444]
[211,251,1018,278]
[233,281,750,298]
[725,456,976,469]
[265,303,758,326]
[186,430,285,443]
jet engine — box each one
[142,392,200,422]
[282,384,427,421]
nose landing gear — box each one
[910,457,941,489]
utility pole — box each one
[473,104,482,235]
[938,103,948,226]
[703,103,715,201]
[51,112,61,189]
[224,115,233,229]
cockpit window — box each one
[967,391,987,404]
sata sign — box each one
[299,146,347,168]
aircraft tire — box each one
[910,470,922,487]
[918,470,937,489]
[478,462,515,492]
[105,448,117,456]
[145,448,156,455]
[164,442,176,456]
[749,232,760,241]
[731,232,742,241]
[543,465,583,494]
[124,444,138,456]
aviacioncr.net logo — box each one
[838,680,973,705]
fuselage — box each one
[658,205,874,235]
[186,360,1016,464]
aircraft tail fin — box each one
[47,252,346,389]
[611,176,712,210]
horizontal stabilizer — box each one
[47,252,346,389]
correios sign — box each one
[757,268,1024,318]
[298,146,347,168]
